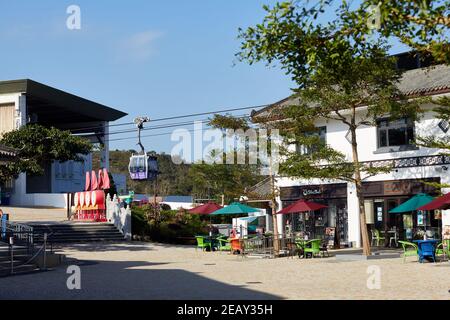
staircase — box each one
[31,223,125,243]
[0,243,39,277]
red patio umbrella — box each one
[189,202,223,215]
[418,192,450,211]
[277,199,328,214]
[189,202,223,237]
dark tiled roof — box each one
[397,64,450,96]
[253,64,450,118]
[0,145,17,157]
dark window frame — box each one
[375,117,418,154]
[295,126,327,155]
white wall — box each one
[276,100,450,247]
[162,202,194,210]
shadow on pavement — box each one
[0,259,282,300]
[52,242,155,253]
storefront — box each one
[280,177,441,247]
[280,183,348,247]
[362,178,441,241]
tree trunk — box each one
[268,156,280,255]
[350,125,371,256]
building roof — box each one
[253,64,450,119]
[0,79,127,122]
[0,144,17,164]
[397,64,450,97]
[0,144,17,157]
[163,196,193,203]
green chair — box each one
[304,239,321,258]
[371,229,385,247]
[398,240,418,263]
[195,236,212,252]
[216,237,231,252]
[435,239,450,261]
[294,240,306,258]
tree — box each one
[352,0,449,64]
[0,124,92,182]
[238,1,424,255]
[189,114,263,204]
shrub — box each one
[131,206,209,244]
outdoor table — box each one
[381,230,399,247]
[413,240,439,263]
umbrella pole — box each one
[209,216,212,237]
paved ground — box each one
[0,242,449,300]
[1,206,67,223]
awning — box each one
[238,216,259,223]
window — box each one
[295,126,327,155]
[377,118,415,149]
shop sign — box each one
[302,188,322,196]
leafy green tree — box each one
[352,0,449,64]
[238,1,424,255]
[189,114,263,203]
[0,124,92,182]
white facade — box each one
[0,80,124,209]
[275,99,450,247]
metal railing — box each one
[240,234,299,258]
[1,221,34,252]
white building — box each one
[253,58,450,248]
[0,79,127,208]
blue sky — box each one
[0,1,410,154]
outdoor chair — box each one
[319,241,330,257]
[371,229,385,247]
[435,239,450,261]
[294,240,306,259]
[398,240,418,263]
[195,236,212,252]
[216,237,231,252]
[303,239,321,258]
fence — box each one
[1,220,34,252]
[240,235,296,258]
[106,194,132,240]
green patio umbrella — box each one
[211,202,260,215]
[389,194,434,213]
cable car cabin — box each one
[128,154,158,181]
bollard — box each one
[43,233,47,271]
[9,236,14,274]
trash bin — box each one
[1,192,11,205]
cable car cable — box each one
[67,104,268,133]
